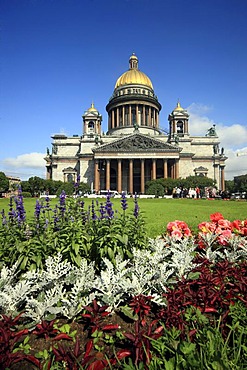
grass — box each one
[139,198,247,237]
[0,196,247,238]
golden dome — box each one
[115,54,153,90]
[174,101,184,111]
[88,102,97,112]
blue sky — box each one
[1,0,247,180]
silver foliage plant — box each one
[0,234,247,323]
[198,233,247,263]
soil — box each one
[9,312,138,370]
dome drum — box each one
[106,94,161,112]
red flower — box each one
[210,212,224,222]
[166,220,192,239]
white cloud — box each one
[0,152,46,180]
[224,147,247,180]
[187,103,247,180]
[3,153,45,169]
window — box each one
[67,174,73,182]
[177,121,184,134]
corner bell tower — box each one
[168,101,189,139]
[82,103,102,137]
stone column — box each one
[148,107,151,126]
[106,159,110,190]
[129,105,132,126]
[220,166,225,191]
[94,160,99,192]
[108,113,111,130]
[163,159,168,178]
[185,121,188,134]
[173,161,176,179]
[143,104,145,126]
[175,159,179,179]
[141,159,145,194]
[116,107,119,127]
[171,161,174,179]
[122,105,125,126]
[173,121,177,134]
[152,159,156,180]
[111,110,115,129]
[117,159,122,193]
[129,159,133,194]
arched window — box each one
[177,120,184,134]
[88,121,94,129]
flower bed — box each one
[0,189,247,369]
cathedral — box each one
[45,54,227,193]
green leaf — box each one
[179,341,196,355]
[164,358,176,370]
[187,271,201,280]
[107,247,114,260]
[115,234,129,245]
[119,305,138,321]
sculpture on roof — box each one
[206,125,217,137]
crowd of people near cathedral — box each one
[172,186,221,199]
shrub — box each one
[21,192,32,198]
[146,183,164,197]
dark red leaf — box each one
[101,324,119,331]
[53,333,72,341]
[116,349,132,360]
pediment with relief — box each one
[93,133,181,153]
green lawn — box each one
[138,198,247,237]
[0,197,246,238]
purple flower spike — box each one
[53,205,59,229]
[91,201,98,221]
[45,193,50,208]
[15,186,26,225]
[105,190,114,219]
[133,193,139,218]
[121,192,128,211]
[99,203,106,219]
[35,200,42,219]
[59,190,66,215]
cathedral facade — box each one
[45,54,227,193]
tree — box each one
[181,176,214,190]
[146,183,164,197]
[225,180,235,193]
[0,172,9,193]
[21,180,31,193]
[26,177,45,196]
[44,179,64,195]
[145,178,179,195]
[234,174,247,192]
[78,182,90,195]
[56,182,75,196]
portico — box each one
[93,132,181,193]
